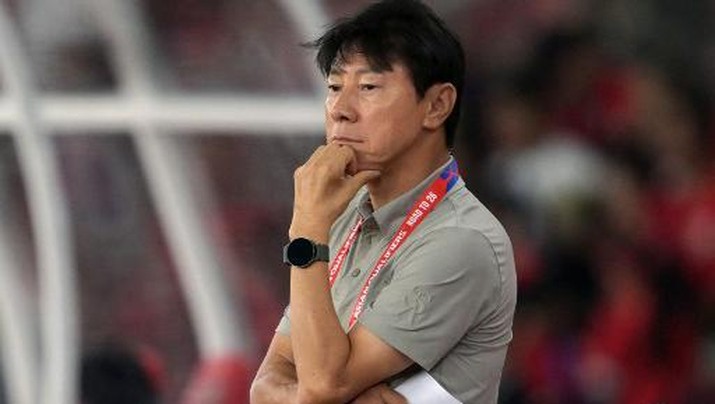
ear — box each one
[422,83,457,131]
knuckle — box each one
[315,164,331,177]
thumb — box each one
[374,383,407,404]
[347,170,381,192]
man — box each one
[250,1,516,403]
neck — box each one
[367,146,450,211]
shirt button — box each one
[363,221,378,233]
[351,268,361,277]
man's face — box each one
[324,53,428,175]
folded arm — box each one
[252,144,412,403]
[251,322,412,404]
[250,334,297,404]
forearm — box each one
[290,258,353,402]
[286,143,384,402]
[250,359,298,404]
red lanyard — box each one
[328,159,460,329]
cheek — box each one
[363,120,396,156]
[358,97,423,160]
[368,104,409,136]
[362,128,411,163]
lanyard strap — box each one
[328,159,460,329]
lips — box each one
[330,135,363,145]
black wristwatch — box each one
[283,237,330,268]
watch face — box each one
[286,238,315,267]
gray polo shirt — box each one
[277,158,517,404]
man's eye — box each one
[327,84,341,92]
[360,84,378,91]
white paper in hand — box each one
[393,370,461,404]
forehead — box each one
[329,53,403,76]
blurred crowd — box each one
[460,29,715,404]
[2,1,714,403]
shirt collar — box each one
[356,156,461,236]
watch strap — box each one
[314,242,330,263]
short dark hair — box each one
[307,0,465,148]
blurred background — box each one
[0,0,713,403]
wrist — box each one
[289,219,331,243]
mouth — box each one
[329,135,363,145]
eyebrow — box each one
[328,66,383,76]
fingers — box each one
[347,169,381,194]
[351,384,406,404]
[349,384,387,404]
[381,390,407,404]
[299,145,327,171]
[292,143,376,228]
[331,143,358,170]
[302,143,363,181]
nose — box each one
[327,88,358,123]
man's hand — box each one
[290,144,380,240]
[350,384,408,404]
[284,144,412,403]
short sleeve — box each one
[358,227,501,370]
